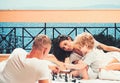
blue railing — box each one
[0,23,120,53]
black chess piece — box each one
[52,73,58,81]
[65,73,68,82]
[52,74,55,81]
[71,79,76,83]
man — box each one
[0,34,54,83]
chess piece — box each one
[65,73,68,82]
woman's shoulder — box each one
[69,52,82,63]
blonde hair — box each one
[33,34,51,50]
[74,32,94,49]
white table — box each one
[52,79,120,83]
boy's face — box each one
[80,45,88,55]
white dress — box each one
[0,48,51,83]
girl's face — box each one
[59,39,73,51]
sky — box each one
[0,0,120,10]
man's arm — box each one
[48,65,60,74]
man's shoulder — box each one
[9,48,28,59]
[29,58,48,64]
[13,48,27,54]
[13,48,26,52]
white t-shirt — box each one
[83,41,120,78]
[0,48,50,83]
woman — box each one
[52,35,76,62]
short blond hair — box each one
[33,34,51,50]
[74,32,94,49]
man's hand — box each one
[49,65,60,74]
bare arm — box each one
[98,42,120,52]
[70,65,89,79]
[65,60,87,70]
[104,63,120,70]
[102,58,120,70]
[48,65,60,74]
[38,79,51,83]
[81,66,89,79]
